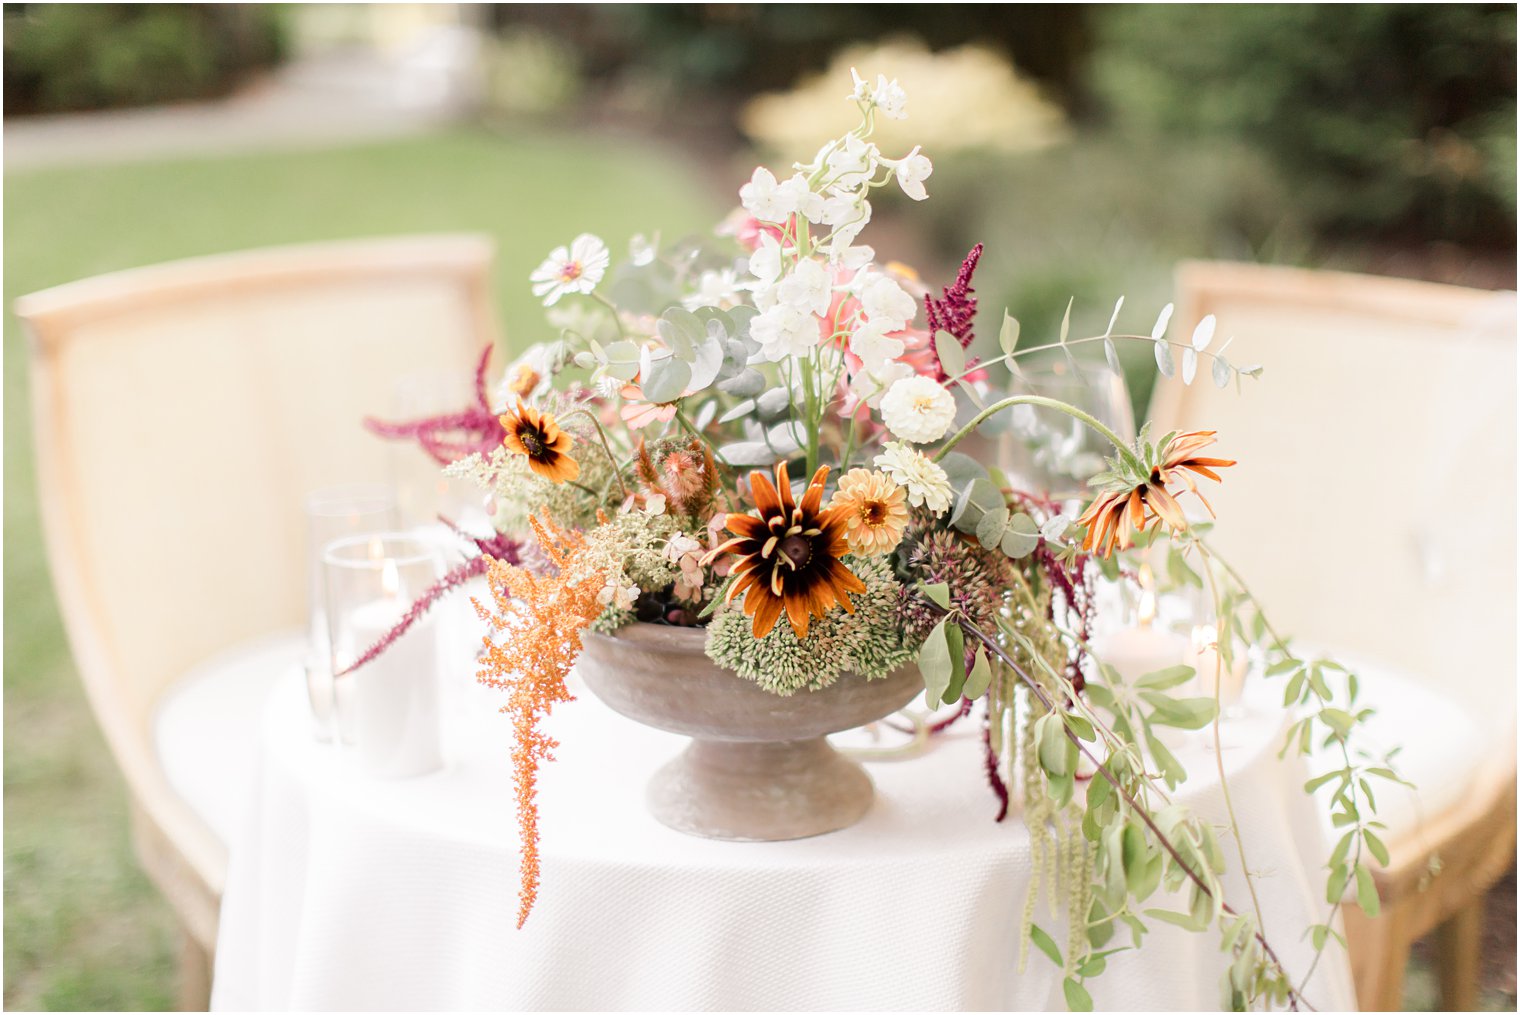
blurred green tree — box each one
[4,4,286,116]
[1088,4,1516,248]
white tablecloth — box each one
[209,635,1355,1012]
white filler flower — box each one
[530,234,609,307]
[880,375,956,444]
[874,442,953,513]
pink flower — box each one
[718,208,788,252]
[619,384,680,429]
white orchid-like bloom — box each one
[880,375,957,444]
[858,272,918,331]
[890,145,934,201]
[776,172,824,223]
[848,320,906,373]
[774,258,833,317]
[848,358,913,410]
[871,74,909,119]
[682,268,744,311]
[748,233,784,285]
[529,233,609,307]
[826,134,879,189]
[739,167,788,222]
[874,442,952,513]
[751,301,820,361]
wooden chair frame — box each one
[15,234,498,1009]
[1155,260,1517,1011]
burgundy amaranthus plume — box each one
[924,243,983,381]
[364,345,503,465]
[336,521,522,677]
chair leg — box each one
[1343,898,1414,1012]
[177,928,212,1012]
[1433,900,1483,1012]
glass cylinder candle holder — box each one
[304,485,399,741]
[995,353,1135,503]
[323,533,446,778]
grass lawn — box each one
[3,125,722,1010]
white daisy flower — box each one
[530,234,609,307]
[880,375,956,444]
[874,442,953,513]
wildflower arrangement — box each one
[365,71,1406,1011]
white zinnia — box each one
[880,375,956,443]
[530,233,609,307]
[892,145,933,201]
[875,442,952,514]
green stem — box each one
[589,292,626,339]
[560,407,629,499]
[934,394,1141,472]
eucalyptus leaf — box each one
[640,355,691,404]
[766,421,805,454]
[1104,295,1125,337]
[756,387,793,419]
[718,368,766,397]
[999,311,1020,357]
[1182,347,1198,386]
[1000,513,1040,558]
[1212,355,1232,389]
[718,441,780,466]
[939,452,991,490]
[1059,296,1074,345]
[692,399,717,431]
[1190,314,1216,351]
[687,335,725,391]
[976,504,1010,549]
[1104,337,1123,376]
[935,330,966,379]
[718,399,757,424]
[1154,340,1176,378]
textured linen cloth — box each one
[209,636,1355,1012]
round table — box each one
[209,633,1355,1011]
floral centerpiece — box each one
[363,71,1405,1012]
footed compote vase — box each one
[578,622,923,841]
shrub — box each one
[4,4,286,116]
[1087,4,1517,248]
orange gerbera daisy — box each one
[1078,430,1235,558]
[703,463,867,639]
[500,399,579,484]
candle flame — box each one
[367,536,385,561]
[380,558,400,598]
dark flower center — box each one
[778,534,812,570]
[863,501,887,525]
[520,427,549,458]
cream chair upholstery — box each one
[15,235,499,1009]
[1151,261,1516,1011]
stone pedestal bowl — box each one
[578,622,923,841]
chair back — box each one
[16,235,498,809]
[1150,262,1516,739]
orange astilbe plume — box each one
[474,512,606,927]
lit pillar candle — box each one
[1183,623,1247,709]
[335,558,444,779]
[1091,568,1188,685]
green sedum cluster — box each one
[704,555,917,694]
